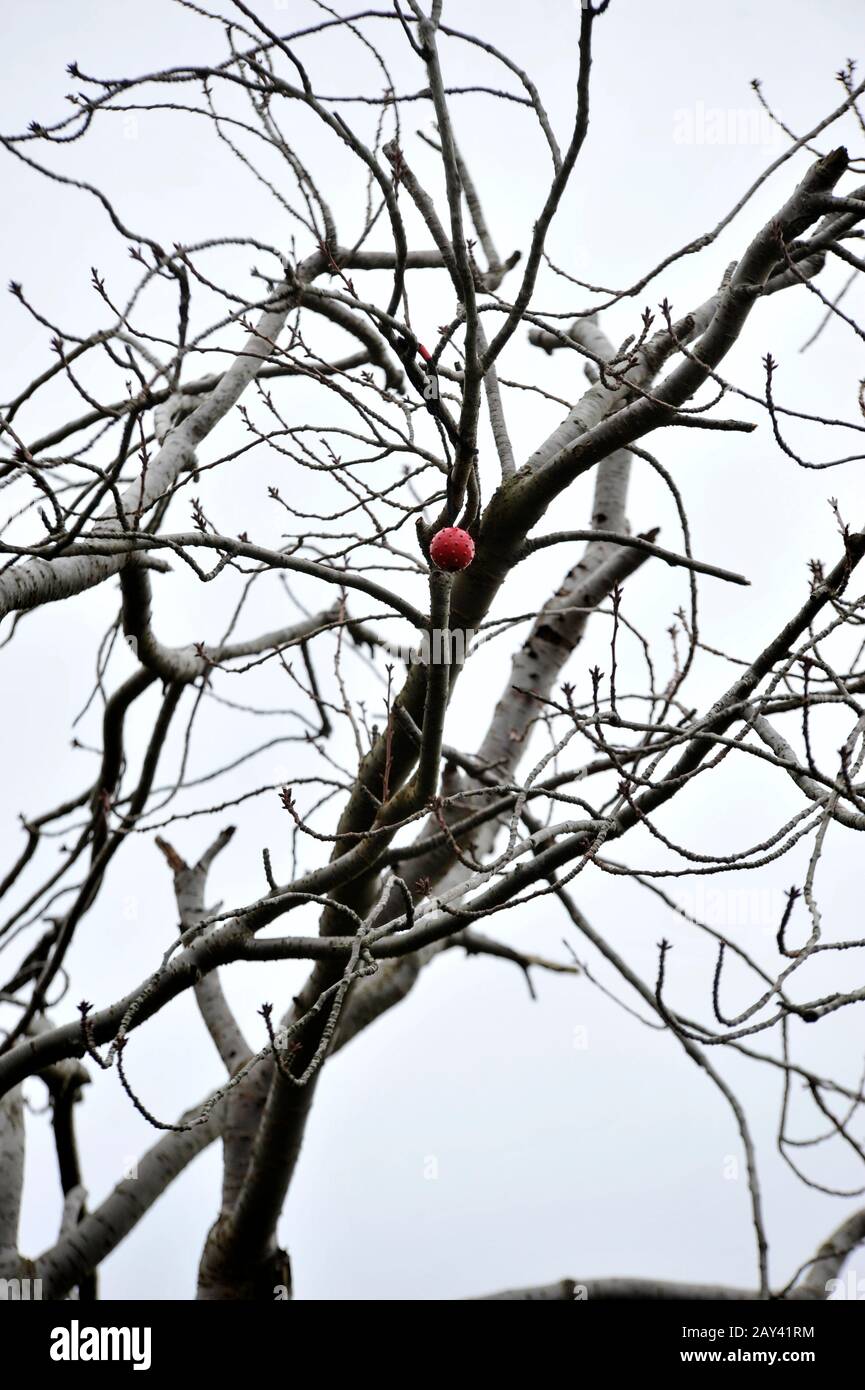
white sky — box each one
[2,0,865,1301]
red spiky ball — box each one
[429,526,475,572]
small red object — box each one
[429,526,475,572]
[417,342,433,363]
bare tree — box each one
[2,0,865,1303]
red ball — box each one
[429,526,475,572]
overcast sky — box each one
[2,0,865,1301]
